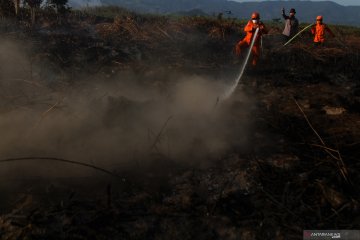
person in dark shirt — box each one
[282,8,299,42]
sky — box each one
[232,0,360,6]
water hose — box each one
[283,23,314,47]
[285,24,347,49]
[221,27,260,100]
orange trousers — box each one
[236,39,260,66]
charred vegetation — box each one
[0,6,359,240]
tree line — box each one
[0,0,69,24]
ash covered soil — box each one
[0,10,359,240]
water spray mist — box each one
[221,28,260,100]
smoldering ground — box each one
[0,38,254,180]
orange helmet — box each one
[316,15,323,21]
[251,12,260,20]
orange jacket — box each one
[311,23,334,43]
[242,20,267,45]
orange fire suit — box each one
[235,20,267,66]
[311,23,334,43]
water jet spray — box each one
[220,27,260,100]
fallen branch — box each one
[156,26,173,41]
[293,97,349,182]
[0,157,123,179]
[150,116,173,152]
[41,98,64,118]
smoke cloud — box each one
[0,38,253,178]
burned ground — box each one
[0,9,359,240]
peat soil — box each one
[0,15,359,239]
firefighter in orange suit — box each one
[235,12,268,66]
[311,16,335,45]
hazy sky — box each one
[232,0,360,6]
